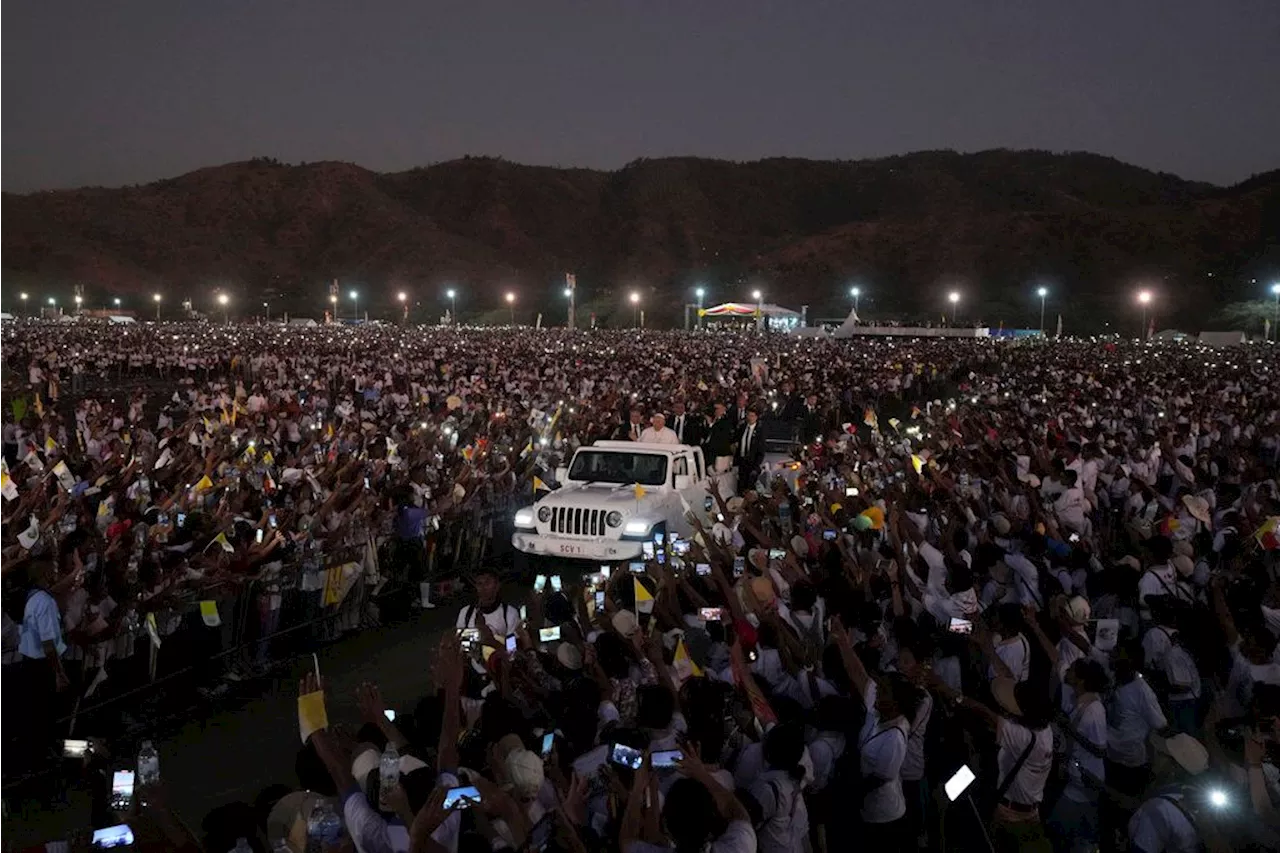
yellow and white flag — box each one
[672,636,703,682]
[633,577,654,614]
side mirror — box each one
[673,475,692,490]
[555,466,569,484]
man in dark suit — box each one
[799,393,824,441]
[668,400,700,446]
[701,402,734,473]
[729,391,750,431]
[734,409,765,494]
[614,407,645,441]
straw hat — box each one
[1172,555,1195,579]
[1181,494,1211,524]
[991,514,1012,536]
[1064,595,1092,626]
[611,610,639,639]
[1156,733,1209,776]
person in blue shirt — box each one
[15,560,70,771]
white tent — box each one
[831,307,862,338]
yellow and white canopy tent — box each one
[698,302,802,331]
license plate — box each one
[557,543,585,555]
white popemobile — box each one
[512,441,722,561]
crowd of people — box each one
[3,317,1280,852]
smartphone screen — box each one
[534,574,547,592]
[609,743,644,770]
[642,542,655,560]
[110,770,135,810]
[63,738,90,758]
[92,824,136,849]
[768,548,785,560]
[845,486,858,497]
[599,564,612,579]
[948,617,973,634]
[945,765,977,801]
[505,635,517,653]
[594,591,605,610]
[733,556,745,578]
[823,529,837,541]
[255,528,264,544]
[384,709,396,722]
[176,512,187,528]
[651,749,683,769]
[539,626,561,642]
[629,562,645,574]
[699,607,722,622]
[550,575,563,592]
[541,732,555,756]
[269,513,278,528]
[704,495,715,512]
[364,477,370,490]
[695,562,711,576]
[443,785,482,810]
[519,605,528,621]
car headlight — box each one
[537,506,552,523]
[514,509,535,528]
[624,519,651,536]
[606,511,623,528]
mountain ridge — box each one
[4,149,1277,329]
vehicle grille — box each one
[549,507,606,537]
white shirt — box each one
[996,720,1053,806]
[858,681,909,822]
[1106,677,1167,767]
[1128,792,1200,853]
[638,426,680,445]
[455,602,520,637]
[900,691,933,782]
[625,820,757,853]
[1062,697,1107,802]
[747,769,808,853]
[991,633,1031,683]
[1138,564,1178,617]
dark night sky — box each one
[4,1,1278,192]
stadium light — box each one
[1137,290,1152,339]
[1270,283,1280,340]
[948,291,960,324]
[1036,287,1048,333]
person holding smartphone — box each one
[455,566,520,682]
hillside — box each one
[4,150,1277,329]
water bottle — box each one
[306,800,342,852]
[137,740,160,785]
[230,839,252,853]
[378,744,400,811]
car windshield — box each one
[568,450,668,486]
